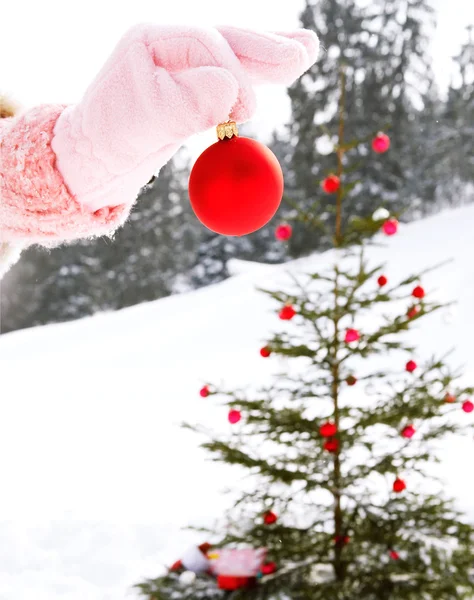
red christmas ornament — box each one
[260,346,271,358]
[377,275,388,287]
[320,422,337,438]
[372,132,391,154]
[217,575,255,590]
[322,174,341,194]
[393,478,406,493]
[228,409,242,424]
[407,306,420,319]
[275,223,292,241]
[200,385,210,398]
[261,562,277,575]
[324,438,339,453]
[344,328,360,343]
[263,511,278,525]
[412,285,425,299]
[346,375,357,386]
[405,360,417,373]
[382,219,398,236]
[444,393,456,403]
[189,122,284,236]
[279,305,296,321]
[334,535,350,546]
[389,550,400,560]
[462,400,474,413]
[401,425,416,439]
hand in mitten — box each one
[0,24,318,244]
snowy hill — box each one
[1,204,474,600]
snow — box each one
[1,204,474,599]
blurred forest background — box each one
[1,0,473,333]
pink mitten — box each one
[0,24,318,244]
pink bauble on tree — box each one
[228,409,242,424]
[189,122,283,236]
[372,132,391,153]
[275,223,292,241]
[382,218,398,236]
[344,328,360,343]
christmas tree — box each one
[276,0,438,257]
[136,65,474,600]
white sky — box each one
[1,0,473,161]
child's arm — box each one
[0,25,318,244]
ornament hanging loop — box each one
[217,121,239,140]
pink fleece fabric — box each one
[0,24,319,244]
[0,106,129,242]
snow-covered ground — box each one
[1,205,474,600]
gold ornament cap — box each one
[216,121,239,140]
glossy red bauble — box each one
[334,535,350,546]
[322,174,341,194]
[462,400,474,413]
[372,132,391,154]
[406,360,417,373]
[401,425,416,439]
[344,328,360,343]
[377,275,388,287]
[275,223,292,241]
[320,422,337,438]
[412,285,425,299]
[393,478,406,493]
[324,438,339,453]
[228,409,242,424]
[260,346,271,358]
[261,562,277,575]
[346,375,357,386]
[382,219,398,236]
[200,385,210,398]
[189,136,284,236]
[279,305,296,321]
[263,511,278,525]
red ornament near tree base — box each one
[189,122,284,236]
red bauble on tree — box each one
[346,375,357,386]
[406,360,417,373]
[334,535,350,547]
[275,223,292,241]
[324,438,339,453]
[389,550,400,560]
[260,346,271,358]
[407,306,420,319]
[189,122,284,236]
[320,422,337,437]
[263,510,278,525]
[261,562,277,575]
[228,409,242,424]
[401,425,416,439]
[322,174,340,193]
[372,132,391,153]
[382,218,398,236]
[200,385,210,398]
[377,275,388,287]
[462,400,474,413]
[344,328,360,343]
[279,305,296,321]
[444,393,456,403]
[393,478,406,493]
[412,285,425,299]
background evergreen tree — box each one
[276,0,437,256]
[0,155,200,332]
[137,71,474,600]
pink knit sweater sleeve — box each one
[0,105,129,244]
